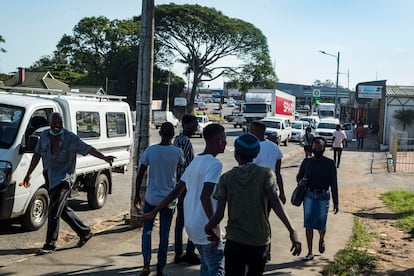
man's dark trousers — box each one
[45,181,90,248]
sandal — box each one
[77,232,93,248]
[303,254,314,262]
[319,240,326,254]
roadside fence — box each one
[389,126,414,172]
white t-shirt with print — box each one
[181,154,223,245]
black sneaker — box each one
[182,253,201,265]
[77,231,93,248]
[36,245,56,255]
[174,254,183,264]
[139,264,150,276]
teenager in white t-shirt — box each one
[332,124,347,168]
[249,120,286,204]
[140,124,227,276]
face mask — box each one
[49,129,63,136]
[313,150,324,159]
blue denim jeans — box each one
[142,201,175,272]
[194,242,225,276]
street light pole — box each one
[319,50,340,119]
[166,69,171,111]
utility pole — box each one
[130,0,154,227]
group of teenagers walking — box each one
[135,115,339,276]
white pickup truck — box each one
[262,116,292,146]
[0,86,133,230]
[195,115,211,137]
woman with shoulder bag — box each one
[296,137,339,262]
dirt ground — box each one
[341,185,414,275]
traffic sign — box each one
[313,89,320,97]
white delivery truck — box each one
[242,89,296,131]
[0,87,133,230]
[153,110,179,129]
[313,103,336,119]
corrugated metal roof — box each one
[386,85,414,97]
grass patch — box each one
[381,190,414,233]
[322,217,376,275]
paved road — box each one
[0,123,300,267]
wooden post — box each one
[130,0,154,228]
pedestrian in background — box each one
[296,137,338,261]
[23,112,115,255]
[356,122,365,149]
[173,114,200,265]
[205,133,301,275]
[332,124,347,168]
[140,124,226,276]
[134,122,184,276]
[302,126,314,158]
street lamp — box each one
[319,50,340,119]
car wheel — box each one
[21,187,49,231]
[284,137,289,146]
[87,173,109,209]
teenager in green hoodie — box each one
[205,133,301,276]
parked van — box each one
[0,87,133,230]
[153,111,179,129]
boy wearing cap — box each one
[205,133,301,276]
[140,124,226,276]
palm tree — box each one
[0,35,6,53]
[393,108,414,131]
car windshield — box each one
[0,104,25,148]
[318,123,337,129]
[197,117,203,122]
[263,121,280,129]
[243,104,267,113]
[292,122,302,129]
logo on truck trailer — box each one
[276,96,293,116]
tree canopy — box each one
[154,4,276,112]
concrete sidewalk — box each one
[2,132,409,276]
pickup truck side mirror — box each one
[20,135,39,154]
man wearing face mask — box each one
[296,137,338,262]
[23,112,115,255]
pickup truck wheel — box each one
[87,174,108,209]
[21,187,49,231]
[284,137,289,146]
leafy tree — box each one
[55,16,140,90]
[393,108,414,131]
[154,4,276,112]
[0,35,6,53]
[28,55,84,84]
[313,79,340,88]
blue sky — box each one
[1,0,413,90]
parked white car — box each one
[290,120,310,142]
[299,115,320,129]
[315,118,340,144]
[195,115,212,137]
[261,116,292,146]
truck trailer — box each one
[242,89,296,131]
